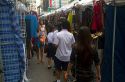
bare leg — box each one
[40,47,44,63]
[47,58,52,68]
[56,70,61,81]
[37,48,40,64]
[63,71,68,82]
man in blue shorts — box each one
[53,19,75,82]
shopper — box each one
[46,24,55,69]
[66,26,101,82]
[37,19,47,63]
[52,26,59,56]
[52,26,59,75]
[53,19,75,82]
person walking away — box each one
[52,26,59,58]
[53,19,75,82]
[52,26,58,75]
[46,24,55,69]
[66,26,101,82]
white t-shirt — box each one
[47,32,54,43]
[52,30,58,44]
[53,29,75,62]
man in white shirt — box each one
[53,19,75,82]
[47,25,58,69]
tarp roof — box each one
[44,0,125,16]
[105,0,125,3]
[44,0,94,16]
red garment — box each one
[49,0,52,7]
[91,1,103,32]
[31,38,35,44]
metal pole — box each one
[112,0,117,82]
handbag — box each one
[40,35,46,43]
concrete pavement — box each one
[27,54,55,82]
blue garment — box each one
[102,5,125,82]
[0,0,14,6]
[25,14,38,38]
[17,11,26,42]
[0,2,25,82]
[34,37,41,48]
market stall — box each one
[0,0,27,82]
[43,1,125,82]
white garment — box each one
[52,30,58,44]
[53,29,75,62]
[47,32,54,43]
[22,44,29,82]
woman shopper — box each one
[66,26,101,82]
[37,19,47,63]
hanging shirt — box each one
[18,12,26,41]
[91,1,103,32]
[67,12,73,27]
[25,14,38,38]
[53,29,75,62]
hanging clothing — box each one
[0,0,14,6]
[73,6,80,27]
[0,46,3,82]
[0,1,25,82]
[91,1,103,32]
[18,11,26,42]
[82,7,93,28]
[67,12,73,27]
[102,5,125,82]
[79,6,85,25]
[25,14,38,39]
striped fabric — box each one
[0,1,25,82]
[0,47,3,82]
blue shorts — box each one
[54,57,69,71]
[46,43,54,58]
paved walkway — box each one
[27,54,55,82]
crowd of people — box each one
[28,16,101,82]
